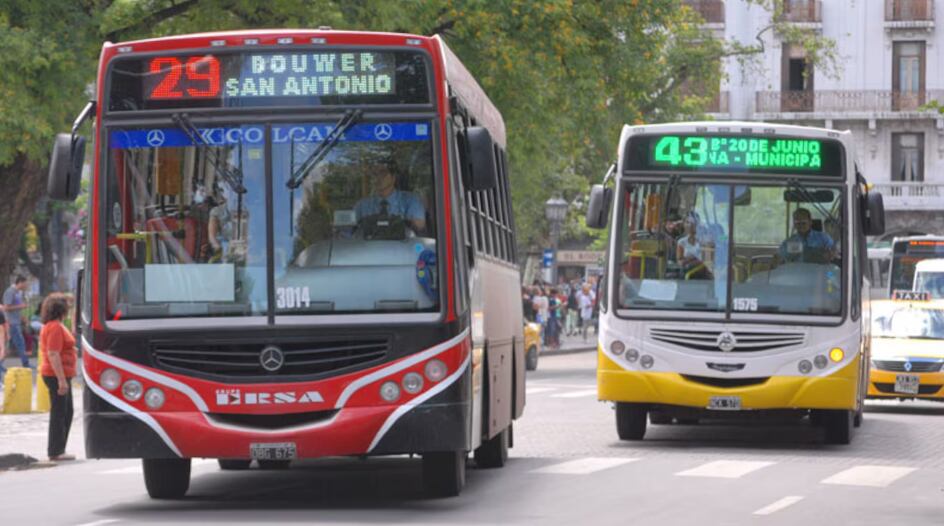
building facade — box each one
[692,0,944,237]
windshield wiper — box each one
[786,178,833,223]
[286,109,363,190]
[171,113,247,195]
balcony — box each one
[778,0,821,24]
[872,182,944,211]
[755,90,944,115]
[683,0,725,24]
[885,0,935,30]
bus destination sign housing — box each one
[623,134,844,177]
[108,49,431,111]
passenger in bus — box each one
[778,207,835,264]
[354,159,426,235]
[208,185,234,261]
[676,213,710,279]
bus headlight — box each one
[625,348,639,363]
[122,380,143,402]
[402,372,424,394]
[640,355,655,369]
[814,355,828,369]
[424,359,447,382]
[100,368,121,391]
[829,348,844,362]
[144,387,165,410]
[610,341,625,355]
[380,381,401,402]
[798,360,813,374]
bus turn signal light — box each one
[829,348,844,362]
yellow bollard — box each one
[35,345,50,413]
[2,368,34,414]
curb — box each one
[541,345,597,357]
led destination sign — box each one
[108,50,430,110]
[623,134,844,177]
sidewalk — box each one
[542,330,599,357]
[1,356,85,468]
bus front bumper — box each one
[598,351,861,411]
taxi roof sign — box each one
[892,290,931,302]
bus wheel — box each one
[143,458,191,499]
[474,424,510,468]
[422,451,466,498]
[218,459,251,470]
[257,460,291,470]
[525,346,539,371]
[823,410,853,445]
[615,403,647,440]
[649,410,672,425]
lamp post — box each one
[544,196,569,285]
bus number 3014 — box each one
[276,287,312,309]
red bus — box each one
[48,29,524,499]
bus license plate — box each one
[708,396,742,411]
[250,442,297,460]
[895,374,920,395]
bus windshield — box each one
[617,182,843,315]
[105,120,438,319]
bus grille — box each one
[681,375,770,388]
[872,383,942,396]
[649,328,804,352]
[151,339,388,378]
[872,360,943,373]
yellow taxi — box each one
[524,321,542,371]
[868,294,944,401]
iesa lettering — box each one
[215,389,325,406]
[224,52,394,97]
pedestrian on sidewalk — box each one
[39,294,78,462]
[3,275,31,368]
[578,283,594,342]
[0,305,7,381]
[565,283,579,336]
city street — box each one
[1,350,943,525]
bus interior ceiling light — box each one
[829,348,845,362]
[402,372,424,394]
[424,359,447,382]
[277,37,294,45]
[122,380,144,402]
[144,388,166,410]
[610,341,626,355]
[380,381,401,402]
[311,38,327,44]
[101,368,121,391]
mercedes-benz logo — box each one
[374,123,393,141]
[146,129,166,147]
[259,346,285,372]
[716,332,737,353]
[904,361,913,372]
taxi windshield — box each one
[872,304,944,340]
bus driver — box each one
[354,159,426,235]
[778,207,835,264]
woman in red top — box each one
[39,294,77,461]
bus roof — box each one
[106,28,434,49]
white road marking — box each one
[675,460,775,479]
[753,496,804,516]
[100,458,218,475]
[550,389,598,399]
[531,457,639,475]
[525,387,558,395]
[73,519,119,526]
[820,465,917,487]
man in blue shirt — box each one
[3,275,31,368]
[354,160,426,234]
[778,207,835,264]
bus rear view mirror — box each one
[464,126,498,191]
[48,133,85,202]
[586,184,612,229]
[864,192,885,236]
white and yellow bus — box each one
[585,122,885,444]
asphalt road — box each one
[2,350,943,525]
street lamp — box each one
[544,196,569,285]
